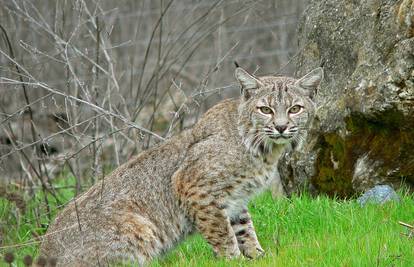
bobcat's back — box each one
[40,131,196,265]
[40,99,241,266]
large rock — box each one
[278,0,414,197]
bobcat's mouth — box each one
[269,134,292,140]
[276,135,289,139]
[268,134,293,144]
[264,127,294,141]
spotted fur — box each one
[40,67,322,266]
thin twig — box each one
[399,221,414,229]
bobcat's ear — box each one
[235,67,263,99]
[294,67,323,99]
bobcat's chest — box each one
[251,159,278,190]
[225,150,281,217]
[250,147,282,188]
[224,161,277,220]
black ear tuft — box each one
[294,67,324,99]
[234,61,240,68]
[235,67,264,100]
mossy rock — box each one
[278,0,414,197]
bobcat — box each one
[40,66,323,266]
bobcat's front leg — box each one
[231,209,264,259]
[173,166,240,258]
[189,200,241,258]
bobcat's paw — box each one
[242,245,265,259]
[213,245,241,259]
[228,247,242,259]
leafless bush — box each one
[0,0,306,222]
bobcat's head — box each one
[235,67,323,155]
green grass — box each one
[150,192,414,267]
[1,181,413,266]
[0,177,78,265]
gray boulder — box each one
[278,0,414,197]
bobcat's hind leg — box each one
[231,209,264,259]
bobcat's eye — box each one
[289,105,303,114]
[258,106,273,115]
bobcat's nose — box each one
[275,125,288,133]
